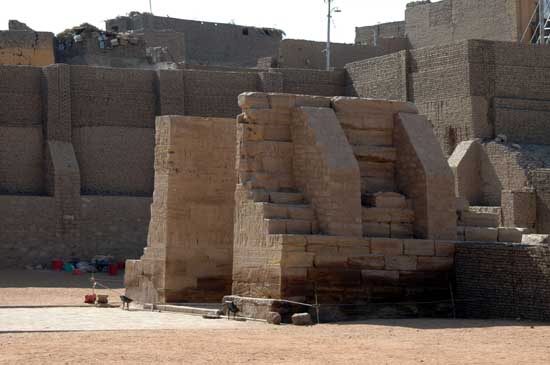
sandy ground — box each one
[0,269,124,306]
[1,270,550,364]
[2,320,550,364]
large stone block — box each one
[464,227,498,242]
[403,239,435,256]
[385,255,417,271]
[371,238,403,255]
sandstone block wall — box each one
[0,31,55,66]
[394,112,457,240]
[126,116,236,304]
[232,92,456,310]
[455,242,550,321]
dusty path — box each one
[1,270,550,364]
[1,319,550,364]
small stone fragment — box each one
[291,313,313,326]
[266,311,282,325]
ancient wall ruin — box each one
[405,0,534,48]
[355,21,407,46]
[346,40,550,156]
[0,64,346,268]
[106,14,283,67]
[455,242,550,321]
[126,116,236,304]
[0,31,55,66]
[275,39,406,70]
[230,93,456,318]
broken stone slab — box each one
[291,313,313,326]
[521,234,550,245]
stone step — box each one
[344,128,393,147]
[459,211,500,228]
[266,218,316,235]
[262,203,315,220]
[269,191,304,204]
[353,146,397,163]
[365,192,408,209]
[362,207,414,224]
[358,161,395,179]
[363,222,414,239]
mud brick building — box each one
[0,63,348,268]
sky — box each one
[0,0,413,44]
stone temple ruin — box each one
[1,0,550,321]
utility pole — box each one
[149,0,153,14]
[325,0,341,71]
[326,0,332,71]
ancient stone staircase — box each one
[339,106,415,239]
[253,190,318,235]
[362,192,414,238]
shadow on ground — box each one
[0,269,124,289]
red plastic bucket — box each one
[52,259,63,272]
[108,263,119,276]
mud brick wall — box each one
[279,68,346,96]
[277,39,388,70]
[107,14,283,68]
[345,51,408,101]
[346,40,550,156]
[80,196,152,260]
[0,66,44,194]
[494,99,550,145]
[531,169,550,234]
[479,142,536,206]
[355,21,406,45]
[455,242,550,321]
[405,0,525,49]
[0,63,349,267]
[0,31,55,66]
[182,70,259,117]
[71,67,156,195]
[0,196,56,267]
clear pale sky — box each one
[0,0,412,43]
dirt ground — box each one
[0,269,124,306]
[1,270,550,364]
[2,320,550,364]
